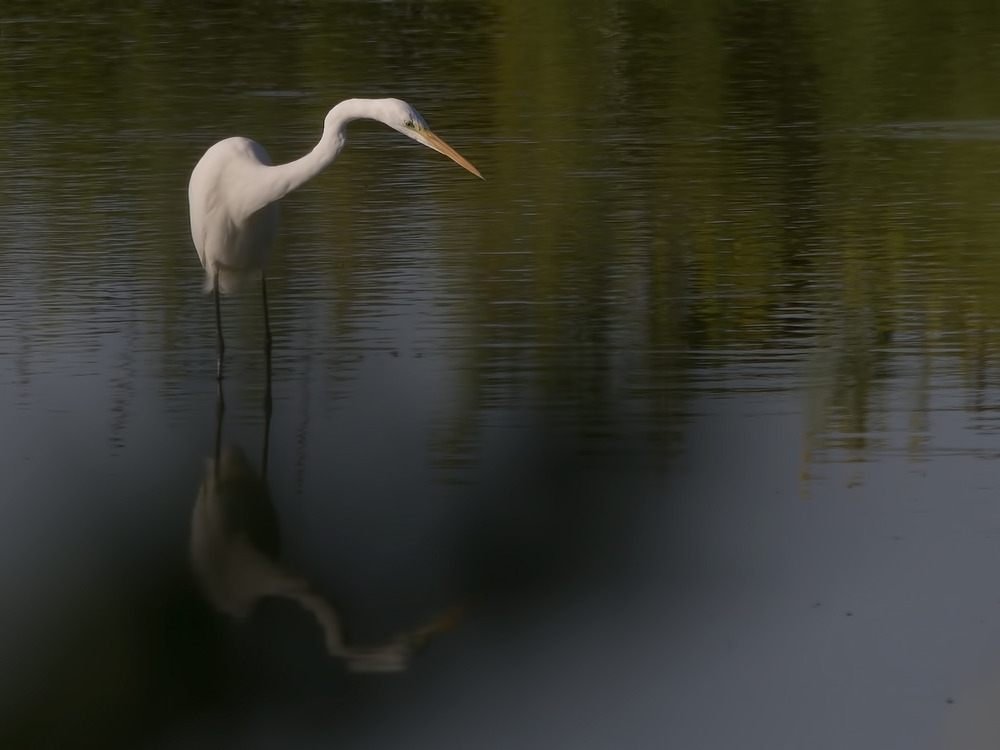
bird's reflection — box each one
[191,377,457,672]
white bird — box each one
[188,97,482,377]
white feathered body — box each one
[188,98,480,297]
[188,137,280,294]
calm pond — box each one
[4,2,1000,748]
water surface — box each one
[4,2,1000,748]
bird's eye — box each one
[404,119,414,129]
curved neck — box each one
[265,99,388,201]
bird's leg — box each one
[262,368,272,482]
[214,272,225,381]
[214,377,225,475]
[261,274,273,356]
[263,348,273,413]
[261,274,274,418]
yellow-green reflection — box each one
[1,0,1000,481]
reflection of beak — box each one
[407,605,466,649]
[419,130,484,179]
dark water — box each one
[4,2,1000,748]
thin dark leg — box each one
[263,342,273,414]
[261,274,273,421]
[214,273,225,381]
[214,378,225,477]
[262,275,273,356]
[262,368,272,482]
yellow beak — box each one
[420,130,483,179]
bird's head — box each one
[381,98,483,179]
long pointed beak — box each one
[420,130,483,179]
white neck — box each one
[265,99,396,201]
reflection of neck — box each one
[285,588,413,672]
[198,541,414,671]
[191,439,421,672]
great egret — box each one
[188,97,482,378]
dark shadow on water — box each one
[0,378,467,749]
[0,380,671,748]
[0,534,228,749]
